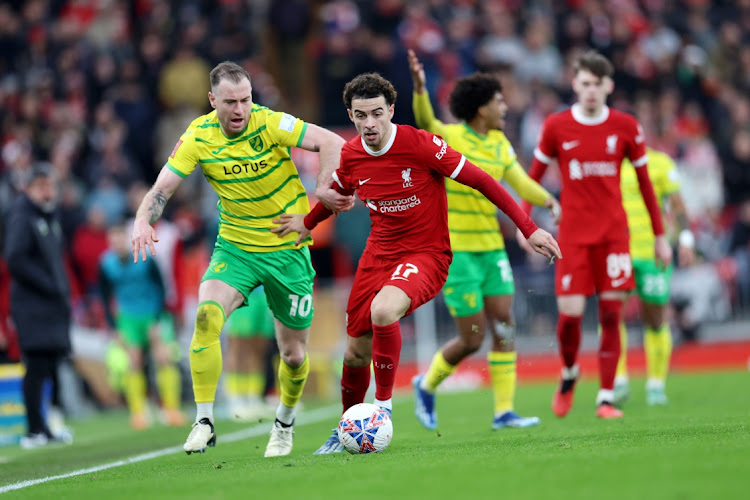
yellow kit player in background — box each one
[131,61,352,457]
[223,286,275,421]
[616,147,694,406]
[408,50,560,429]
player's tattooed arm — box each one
[131,167,183,263]
[145,188,168,224]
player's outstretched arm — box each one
[131,167,183,263]
[271,214,311,246]
[298,124,354,213]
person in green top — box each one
[408,50,560,430]
[131,61,353,458]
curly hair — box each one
[574,50,614,79]
[449,73,502,122]
[342,73,398,109]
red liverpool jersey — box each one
[534,104,647,245]
[334,124,465,260]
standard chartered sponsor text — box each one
[374,194,422,212]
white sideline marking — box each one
[0,404,341,495]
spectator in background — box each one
[3,163,73,448]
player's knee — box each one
[370,301,399,326]
[598,300,622,329]
[278,346,306,368]
[343,346,370,368]
[462,332,484,353]
[190,302,225,349]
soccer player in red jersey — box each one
[519,51,672,419]
[273,73,561,453]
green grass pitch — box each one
[1,370,747,499]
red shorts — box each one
[555,239,634,296]
[345,250,452,337]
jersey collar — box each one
[571,103,610,126]
[361,123,398,156]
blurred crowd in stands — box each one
[1,0,749,370]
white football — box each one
[337,403,393,454]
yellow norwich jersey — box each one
[621,147,681,260]
[166,105,311,252]
[412,91,550,252]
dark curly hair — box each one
[343,73,398,109]
[449,73,502,122]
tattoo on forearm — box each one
[147,189,167,224]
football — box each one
[337,403,393,454]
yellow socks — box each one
[616,322,629,380]
[189,301,225,403]
[156,364,181,411]
[246,373,265,399]
[488,351,516,414]
[124,371,147,415]
[278,356,309,408]
[423,350,456,392]
[645,324,672,383]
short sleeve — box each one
[265,111,308,148]
[534,119,557,163]
[165,127,199,178]
[418,129,466,179]
[627,119,648,167]
[332,144,355,191]
[661,153,681,194]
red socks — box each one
[557,314,582,369]
[372,322,401,401]
[341,364,370,413]
[598,299,622,391]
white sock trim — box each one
[419,376,435,394]
[596,389,614,405]
[374,398,392,410]
[196,402,214,423]
[562,365,579,380]
[275,402,295,426]
[646,378,666,390]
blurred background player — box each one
[273,72,560,454]
[100,221,186,430]
[615,147,695,406]
[408,50,560,430]
[223,287,275,421]
[521,51,672,419]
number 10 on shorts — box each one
[288,294,312,317]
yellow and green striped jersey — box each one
[621,147,681,260]
[166,105,311,252]
[412,91,551,251]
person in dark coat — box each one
[3,162,73,448]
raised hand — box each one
[407,49,426,93]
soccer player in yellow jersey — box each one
[616,147,694,406]
[131,61,352,457]
[408,50,560,429]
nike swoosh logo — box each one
[562,141,580,151]
[611,277,629,287]
[290,379,305,385]
[211,147,226,154]
[359,178,371,185]
[191,347,209,353]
